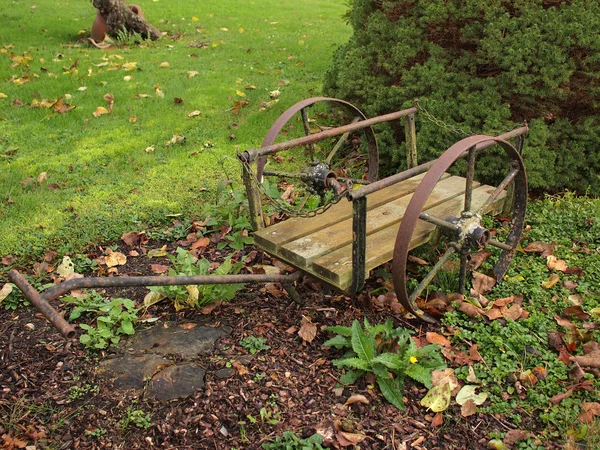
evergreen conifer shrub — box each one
[324,0,600,191]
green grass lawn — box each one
[0,0,350,258]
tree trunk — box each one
[92,0,161,41]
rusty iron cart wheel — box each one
[392,135,528,323]
[255,97,379,214]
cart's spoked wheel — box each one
[257,97,379,213]
[392,135,528,323]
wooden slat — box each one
[254,172,447,253]
[312,184,506,291]
[279,176,474,268]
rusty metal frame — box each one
[8,269,300,339]
[9,98,530,338]
[391,134,528,322]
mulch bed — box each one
[0,243,549,450]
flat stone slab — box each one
[97,321,231,400]
[147,363,206,401]
[99,354,172,390]
[126,322,232,358]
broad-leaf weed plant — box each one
[148,247,243,310]
[63,291,139,350]
[324,319,445,410]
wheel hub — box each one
[301,161,345,197]
[456,212,490,250]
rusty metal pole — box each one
[8,270,76,339]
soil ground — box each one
[0,243,556,450]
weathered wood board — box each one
[254,176,506,292]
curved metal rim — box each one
[257,97,379,182]
[392,135,528,322]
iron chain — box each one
[240,158,345,218]
[413,99,474,138]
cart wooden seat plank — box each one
[254,175,507,293]
[253,172,434,253]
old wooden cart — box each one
[8,97,528,338]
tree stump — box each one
[92,0,161,41]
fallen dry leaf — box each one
[188,110,201,117]
[564,280,578,290]
[432,412,444,426]
[0,283,14,302]
[503,430,533,446]
[336,431,366,446]
[165,135,185,147]
[547,255,568,272]
[199,301,222,315]
[231,99,250,114]
[542,273,560,289]
[298,316,317,343]
[151,264,169,274]
[567,293,583,305]
[571,351,600,368]
[426,332,452,348]
[93,106,109,117]
[121,231,140,246]
[148,246,168,258]
[231,361,249,376]
[461,399,477,417]
[191,237,210,250]
[469,249,492,270]
[430,368,460,395]
[144,291,166,307]
[494,296,515,307]
[524,241,554,257]
[159,61,170,68]
[408,255,429,265]
[344,394,369,406]
[472,271,496,295]
[467,365,478,383]
[456,385,488,406]
[501,303,523,321]
[37,171,47,184]
[519,370,538,386]
[179,322,197,330]
[421,382,451,412]
[52,97,75,114]
[579,402,600,424]
[458,301,484,318]
[554,315,577,331]
[2,255,14,265]
[56,256,75,278]
[105,249,127,267]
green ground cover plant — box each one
[240,335,271,354]
[261,431,325,449]
[440,194,600,441]
[0,0,350,260]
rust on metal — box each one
[9,269,301,338]
[240,99,416,171]
[8,269,76,339]
[348,126,528,201]
[41,272,301,302]
[253,97,385,183]
[392,134,528,320]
